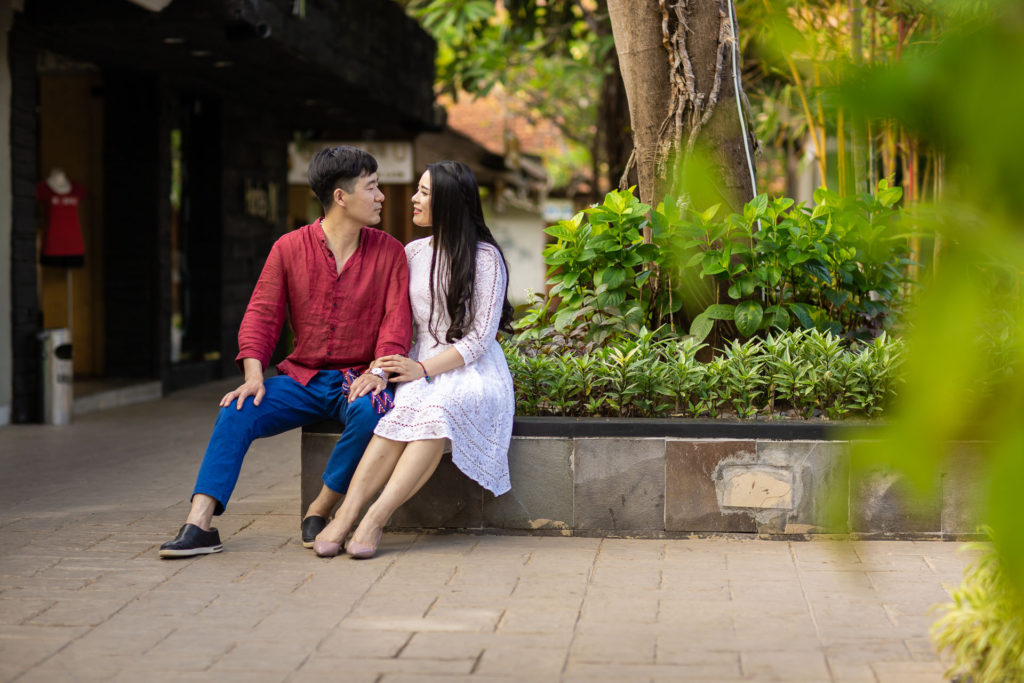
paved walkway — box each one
[0,379,971,682]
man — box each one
[159,146,412,558]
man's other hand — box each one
[348,372,386,402]
[220,379,266,410]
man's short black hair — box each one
[308,145,378,210]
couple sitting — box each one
[159,146,515,560]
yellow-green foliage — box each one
[932,536,1024,683]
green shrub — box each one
[661,180,911,343]
[505,329,904,419]
[932,532,1024,683]
[515,183,911,352]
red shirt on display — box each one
[236,219,413,385]
[36,181,86,266]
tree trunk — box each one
[606,0,671,207]
[607,0,755,212]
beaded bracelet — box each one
[416,360,433,383]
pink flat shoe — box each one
[346,528,383,559]
[313,539,341,557]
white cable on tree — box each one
[727,0,759,200]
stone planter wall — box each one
[300,419,983,538]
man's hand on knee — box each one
[221,359,267,410]
[220,379,266,410]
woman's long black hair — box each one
[425,160,515,345]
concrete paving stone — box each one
[291,670,379,683]
[109,668,267,683]
[657,579,732,600]
[474,644,568,677]
[741,650,832,680]
[144,627,240,659]
[0,597,57,624]
[397,631,493,660]
[17,656,125,683]
[378,676,533,683]
[598,537,666,559]
[570,625,659,663]
[26,595,131,627]
[904,636,939,661]
[589,566,662,590]
[297,655,477,676]
[445,563,523,588]
[579,596,660,625]
[497,603,581,634]
[731,623,820,651]
[118,591,218,618]
[797,569,874,593]
[0,552,62,576]
[726,552,799,575]
[315,628,413,659]
[730,578,806,602]
[828,661,879,682]
[507,579,588,600]
[655,638,741,667]
[421,606,505,634]
[0,575,94,593]
[347,591,440,620]
[872,659,946,681]
[404,534,482,555]
[657,600,736,628]
[565,661,741,681]
[824,638,913,664]
[0,628,88,680]
[868,574,954,601]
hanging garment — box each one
[37,180,86,267]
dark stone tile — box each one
[665,440,757,533]
[388,455,484,530]
[483,438,573,530]
[574,438,665,532]
[941,443,988,535]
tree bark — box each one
[607,0,671,207]
[607,0,755,212]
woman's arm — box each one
[377,244,506,382]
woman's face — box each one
[411,171,432,227]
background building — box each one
[0,0,437,424]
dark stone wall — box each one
[102,71,163,379]
[219,103,289,377]
[9,26,40,423]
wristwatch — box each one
[369,367,387,382]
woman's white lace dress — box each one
[373,238,514,495]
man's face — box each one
[342,172,384,225]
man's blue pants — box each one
[192,371,390,515]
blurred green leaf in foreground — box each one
[842,0,1024,590]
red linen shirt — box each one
[236,219,412,385]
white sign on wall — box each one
[288,141,414,185]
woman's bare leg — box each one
[316,435,406,545]
[348,438,446,548]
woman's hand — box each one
[376,355,426,383]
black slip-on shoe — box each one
[301,515,328,549]
[158,523,223,559]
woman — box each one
[313,160,515,558]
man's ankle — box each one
[185,494,217,530]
